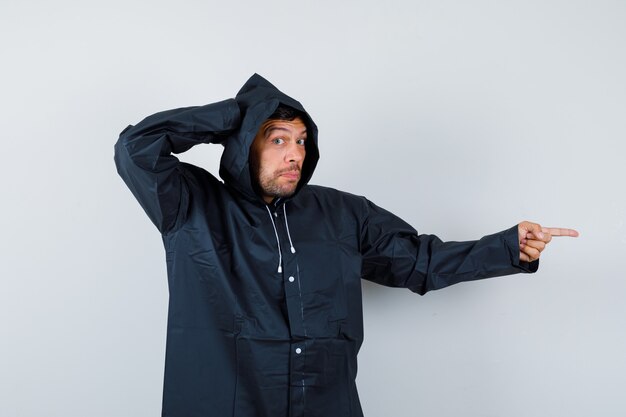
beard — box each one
[253,163,302,200]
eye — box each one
[296,138,306,146]
[272,138,285,145]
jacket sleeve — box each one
[114,99,241,234]
[360,199,538,295]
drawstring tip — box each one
[278,265,282,273]
[290,247,296,254]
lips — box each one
[279,171,300,180]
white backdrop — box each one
[1,1,624,416]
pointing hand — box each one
[517,221,579,263]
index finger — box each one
[541,227,579,237]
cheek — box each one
[258,152,278,173]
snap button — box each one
[295,348,302,354]
[288,276,295,282]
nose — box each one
[284,143,305,163]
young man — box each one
[114,73,577,417]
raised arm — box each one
[114,98,240,233]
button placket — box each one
[274,206,306,338]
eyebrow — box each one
[264,126,308,138]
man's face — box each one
[250,117,307,203]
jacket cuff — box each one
[502,224,539,273]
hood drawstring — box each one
[283,204,296,254]
[265,203,297,274]
[266,205,283,273]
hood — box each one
[219,73,320,204]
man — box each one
[114,73,578,417]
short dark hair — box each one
[267,104,306,122]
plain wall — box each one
[1,0,624,416]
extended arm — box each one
[360,201,533,294]
[114,99,240,233]
[361,201,539,295]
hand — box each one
[517,221,579,262]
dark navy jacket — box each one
[114,74,537,417]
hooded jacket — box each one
[114,73,537,417]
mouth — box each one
[278,169,301,180]
[279,171,300,180]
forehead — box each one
[257,118,307,138]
